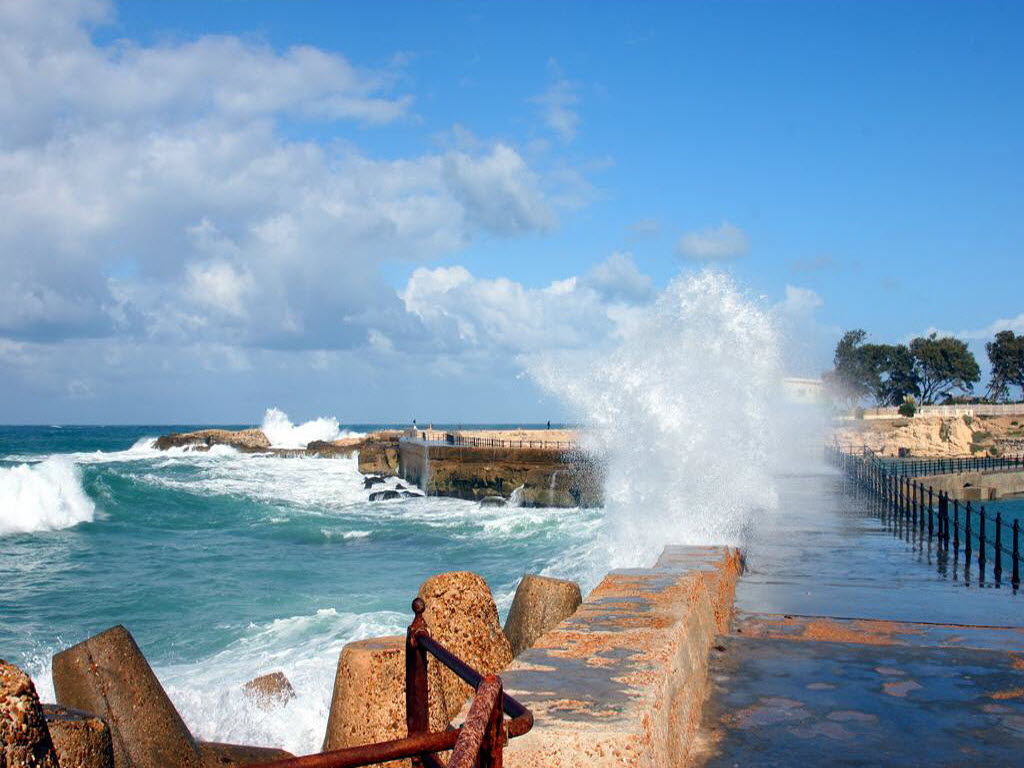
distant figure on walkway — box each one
[547,420,551,429]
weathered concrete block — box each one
[242,672,294,710]
[43,704,114,768]
[197,741,293,767]
[418,572,514,724]
[503,575,582,657]
[1,660,59,768]
[52,625,202,768]
[322,636,446,768]
[501,546,743,768]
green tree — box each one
[823,330,878,405]
[908,333,980,404]
[986,330,1024,402]
[868,343,919,406]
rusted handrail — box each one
[244,598,532,768]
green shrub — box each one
[963,414,974,427]
[898,401,916,417]
[973,430,992,442]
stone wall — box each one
[916,469,1024,501]
[397,439,602,507]
[501,545,742,767]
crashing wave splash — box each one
[260,408,354,449]
[530,269,783,571]
[0,457,96,536]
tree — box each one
[868,343,919,406]
[986,330,1024,402]
[823,330,878,405]
[908,333,980,404]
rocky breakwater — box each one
[398,441,602,507]
[154,427,402,473]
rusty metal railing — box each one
[244,598,532,768]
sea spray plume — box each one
[260,407,345,449]
[0,457,96,535]
[530,270,782,570]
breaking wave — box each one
[0,457,96,535]
[260,408,360,449]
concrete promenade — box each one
[694,469,1024,766]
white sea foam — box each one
[0,457,96,535]
[260,407,362,449]
[159,608,407,755]
[530,270,784,573]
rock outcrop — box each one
[357,434,401,475]
[154,429,270,453]
[503,575,583,658]
[1,660,59,768]
[417,572,514,723]
[242,672,294,710]
[835,416,977,457]
[43,704,114,768]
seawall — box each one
[397,438,602,507]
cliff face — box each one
[833,415,1017,458]
[398,441,602,507]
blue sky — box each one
[1,0,1021,423]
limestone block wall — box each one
[501,545,742,767]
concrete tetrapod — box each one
[42,704,114,768]
[503,575,582,658]
[52,625,203,768]
[417,572,514,724]
[0,660,60,768]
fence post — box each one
[965,501,973,559]
[953,499,960,552]
[978,506,986,570]
[928,491,934,538]
[406,597,430,767]
[994,512,1003,583]
[1013,519,1020,588]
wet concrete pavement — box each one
[694,470,1024,767]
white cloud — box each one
[676,221,749,260]
[532,59,579,143]
[778,284,824,315]
[402,254,653,355]
[922,313,1024,342]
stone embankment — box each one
[398,439,601,507]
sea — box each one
[0,415,603,755]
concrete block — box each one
[322,636,446,768]
[504,575,582,657]
[52,625,202,768]
[197,741,293,767]
[42,704,114,768]
[1,660,59,768]
[418,572,514,723]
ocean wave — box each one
[260,407,362,449]
[0,457,95,535]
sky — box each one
[1,0,1021,424]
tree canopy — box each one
[986,330,1024,401]
[825,329,982,407]
[908,333,980,404]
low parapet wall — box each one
[502,545,742,767]
[917,469,1024,501]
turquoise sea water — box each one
[0,424,602,753]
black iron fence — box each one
[833,445,1024,478]
[827,444,1021,591]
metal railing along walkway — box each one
[828,445,1022,591]
[405,430,576,450]
[835,444,1024,478]
[246,599,533,768]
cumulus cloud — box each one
[532,59,579,143]
[676,221,749,260]
[923,312,1024,342]
[777,285,824,316]
[401,253,652,355]
[0,0,574,356]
